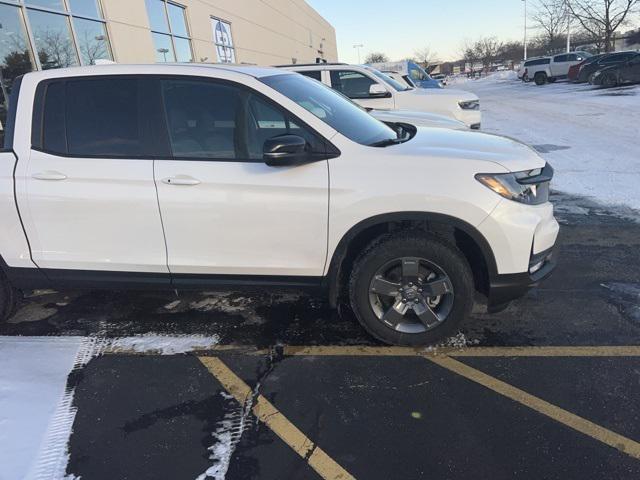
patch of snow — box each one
[197,392,255,480]
[108,334,221,355]
[440,332,480,349]
[0,337,91,480]
[163,299,182,310]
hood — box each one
[391,127,545,172]
[369,109,467,130]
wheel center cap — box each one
[403,286,419,300]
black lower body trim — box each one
[1,263,323,292]
[488,248,557,307]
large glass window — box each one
[145,0,193,63]
[72,17,110,65]
[261,73,397,147]
[28,9,79,69]
[0,3,34,89]
[212,17,235,63]
[65,78,143,156]
[26,0,65,11]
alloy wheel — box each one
[368,257,454,334]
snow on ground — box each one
[450,73,640,211]
[0,334,221,480]
[108,334,220,354]
[0,337,85,480]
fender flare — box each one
[324,212,498,307]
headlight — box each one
[459,100,480,110]
[475,163,553,205]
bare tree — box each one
[77,30,108,65]
[532,0,569,48]
[414,47,436,67]
[475,37,503,73]
[567,0,639,52]
[460,41,480,73]
[364,52,389,63]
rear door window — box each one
[66,78,143,156]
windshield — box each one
[365,67,412,91]
[261,73,397,147]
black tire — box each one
[534,72,547,85]
[0,269,19,322]
[349,232,474,346]
[602,73,618,88]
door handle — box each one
[162,176,201,186]
[32,171,67,181]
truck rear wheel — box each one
[0,270,19,322]
[534,72,547,85]
[348,233,474,346]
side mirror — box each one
[368,84,390,97]
[263,134,309,167]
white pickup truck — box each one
[522,52,592,85]
[0,64,559,345]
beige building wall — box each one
[101,0,338,66]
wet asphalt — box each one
[3,192,640,479]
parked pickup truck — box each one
[523,52,592,85]
[0,64,559,346]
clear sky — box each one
[306,0,527,63]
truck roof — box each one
[20,63,290,81]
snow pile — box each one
[448,70,518,86]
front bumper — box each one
[488,247,556,308]
[455,109,481,129]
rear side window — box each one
[66,78,142,156]
[42,82,67,154]
[298,70,322,81]
[525,58,549,66]
[554,54,568,62]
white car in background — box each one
[280,63,482,129]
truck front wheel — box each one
[534,72,547,85]
[348,233,474,346]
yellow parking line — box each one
[281,345,640,357]
[427,355,640,459]
[447,346,640,357]
[199,356,355,480]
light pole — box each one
[157,48,169,63]
[522,0,528,60]
[353,44,364,64]
[565,0,572,52]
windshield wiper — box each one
[369,137,404,147]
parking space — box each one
[59,346,640,480]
